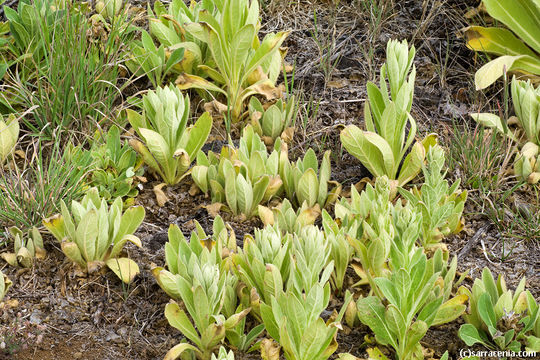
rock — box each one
[106,331,120,342]
[30,309,42,325]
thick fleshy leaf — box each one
[251,175,270,215]
[106,258,140,284]
[163,343,201,360]
[404,321,428,357]
[192,165,209,193]
[139,128,174,183]
[43,214,66,242]
[235,174,253,216]
[0,271,11,300]
[184,112,212,160]
[341,126,394,178]
[110,234,143,259]
[1,253,17,266]
[16,247,33,268]
[458,324,488,346]
[126,109,147,134]
[165,302,203,348]
[397,141,425,186]
[0,116,19,162]
[113,205,145,245]
[243,31,290,84]
[357,296,396,348]
[297,168,318,208]
[149,19,181,47]
[154,269,182,300]
[76,209,98,262]
[464,26,537,57]
[129,139,166,181]
[231,24,256,80]
[482,0,540,54]
[474,55,540,90]
[433,294,468,326]
[61,241,86,268]
[366,348,390,360]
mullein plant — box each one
[150,0,289,119]
[471,77,540,183]
[279,144,341,211]
[43,188,145,284]
[211,347,235,360]
[458,268,540,352]
[173,0,290,121]
[463,0,540,90]
[258,198,320,234]
[156,222,251,360]
[222,277,264,352]
[287,226,334,296]
[147,0,219,75]
[127,85,212,186]
[248,96,297,145]
[163,262,250,360]
[321,211,354,295]
[191,125,282,218]
[355,203,466,360]
[399,145,467,250]
[221,277,265,352]
[340,39,436,195]
[152,216,236,299]
[259,225,353,360]
[335,176,395,287]
[1,226,45,268]
[233,225,292,307]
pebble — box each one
[30,309,42,325]
[106,331,120,342]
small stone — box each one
[117,327,128,337]
[30,310,42,325]
[106,331,120,342]
[74,352,83,359]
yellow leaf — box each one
[260,338,280,360]
[297,203,320,226]
[367,347,390,360]
[258,205,274,226]
[106,258,140,284]
[164,343,200,360]
[247,66,269,85]
[464,26,536,57]
[1,253,17,267]
[527,171,540,184]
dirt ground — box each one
[1,0,539,359]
